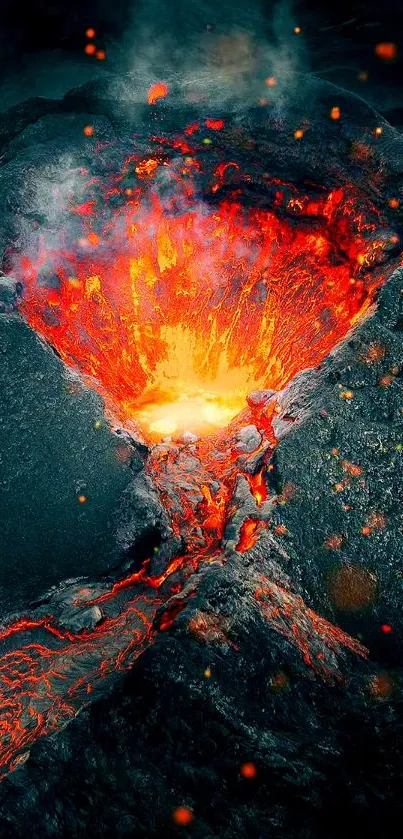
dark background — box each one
[1,0,403,122]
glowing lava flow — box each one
[1,125,395,779]
[0,421,368,778]
[16,141,391,441]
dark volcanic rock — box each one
[271,266,403,659]
[0,312,135,613]
[1,74,403,837]
[0,557,401,839]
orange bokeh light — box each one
[240,762,257,778]
[375,42,397,61]
[173,806,194,826]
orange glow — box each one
[18,147,388,443]
[135,158,160,178]
[330,106,341,120]
[249,469,268,505]
[236,519,262,553]
[205,119,224,131]
[359,342,387,364]
[148,82,168,105]
[379,374,393,387]
[84,44,96,55]
[294,128,304,139]
[96,50,106,61]
[274,524,288,536]
[341,461,362,477]
[240,762,257,778]
[265,76,277,87]
[87,231,99,246]
[323,534,343,550]
[83,125,94,137]
[86,28,96,39]
[375,42,397,61]
[173,807,194,826]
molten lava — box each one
[16,141,389,442]
[0,119,396,779]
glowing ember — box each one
[240,762,257,778]
[148,82,169,105]
[375,42,397,61]
[173,806,194,826]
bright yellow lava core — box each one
[132,385,247,440]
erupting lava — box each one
[16,135,389,441]
[1,113,397,781]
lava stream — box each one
[0,416,368,779]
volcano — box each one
[1,74,403,836]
